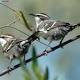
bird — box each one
[29,13,80,47]
[0,34,30,69]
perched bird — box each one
[29,13,80,46]
[0,34,30,68]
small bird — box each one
[29,13,80,46]
[0,34,30,69]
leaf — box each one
[0,3,32,31]
[19,11,32,31]
[43,67,49,80]
[31,46,43,80]
[32,46,38,69]
[23,71,32,80]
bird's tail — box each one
[74,23,80,27]
[69,22,80,31]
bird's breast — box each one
[0,38,7,47]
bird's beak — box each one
[29,13,36,16]
[0,37,3,38]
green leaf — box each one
[0,3,32,32]
[31,46,43,80]
[19,11,32,31]
[32,46,38,69]
[23,71,32,80]
[43,67,49,80]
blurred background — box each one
[0,0,80,80]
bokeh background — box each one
[0,0,80,80]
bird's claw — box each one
[7,66,12,74]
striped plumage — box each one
[0,34,20,60]
[0,34,30,60]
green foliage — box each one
[32,45,38,69]
[31,46,43,80]
[19,11,32,31]
[0,3,32,32]
[43,67,49,80]
[22,46,49,80]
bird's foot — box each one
[7,66,12,74]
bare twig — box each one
[0,34,80,76]
[0,2,16,12]
[0,26,29,36]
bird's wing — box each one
[55,21,71,27]
[3,39,18,52]
[46,20,71,31]
[37,20,55,31]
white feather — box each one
[0,38,7,47]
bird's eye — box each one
[40,16,46,20]
[37,15,40,17]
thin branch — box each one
[0,20,17,27]
[0,34,80,76]
[0,3,16,12]
[0,26,29,36]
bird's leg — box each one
[19,54,26,69]
[37,37,40,41]
[23,54,26,64]
[59,36,65,48]
[43,41,52,55]
[7,59,13,73]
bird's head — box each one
[0,34,15,47]
[29,13,50,23]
